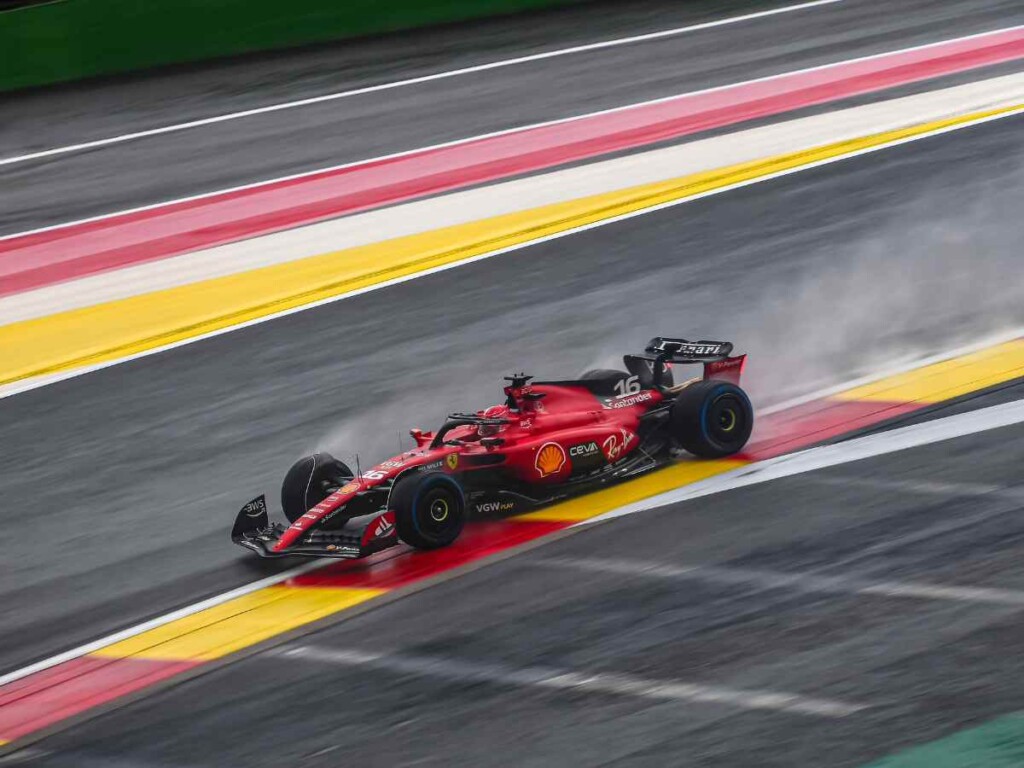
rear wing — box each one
[626,337,746,388]
[644,337,733,361]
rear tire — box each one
[670,380,753,458]
[280,452,353,523]
[389,472,466,550]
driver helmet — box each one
[478,405,508,437]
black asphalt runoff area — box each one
[1,108,1022,679]
[2,0,1024,233]
[21,414,1024,767]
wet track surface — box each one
[3,0,1024,233]
[17,408,1024,767]
[1,111,1022,677]
[3,1,1024,762]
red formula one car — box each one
[232,337,753,559]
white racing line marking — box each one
[0,559,324,688]
[9,71,1024,326]
[536,557,1024,608]
[5,21,1021,243]
[274,645,867,717]
[2,382,1022,690]
[582,399,1024,527]
[803,474,1024,501]
[3,106,1023,404]
[0,0,843,172]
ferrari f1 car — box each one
[232,337,753,560]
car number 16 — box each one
[614,375,641,397]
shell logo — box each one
[535,442,566,477]
[339,481,360,495]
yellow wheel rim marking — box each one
[430,498,450,522]
[720,408,737,432]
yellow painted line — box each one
[1,103,1021,388]
[517,459,746,522]
[91,585,383,662]
[835,339,1024,404]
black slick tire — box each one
[389,472,466,550]
[670,380,754,458]
[280,452,354,523]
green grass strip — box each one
[863,714,1024,768]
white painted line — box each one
[7,23,1024,249]
[3,104,1023,403]
[0,558,324,688]
[583,399,1024,527]
[860,581,1024,605]
[2,371,1021,691]
[0,0,843,172]
[537,557,1024,607]
[10,71,1023,326]
[805,474,1024,500]
[276,645,867,717]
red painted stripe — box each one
[289,520,568,590]
[0,655,196,743]
[742,399,923,460]
[4,28,1024,297]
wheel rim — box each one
[718,407,737,433]
[429,498,450,522]
[707,394,747,445]
[416,486,461,541]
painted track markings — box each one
[0,0,844,169]
[91,586,384,662]
[276,645,867,717]
[6,22,1024,290]
[583,399,1024,527]
[4,104,1024,398]
[835,339,1024,404]
[805,474,1024,501]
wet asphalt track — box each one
[3,2,1024,762]
[16,402,1024,767]
[4,0,1024,233]
[2,109,1023,679]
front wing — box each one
[231,495,398,559]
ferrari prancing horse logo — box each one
[446,453,459,471]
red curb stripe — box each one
[4,27,1024,297]
[0,656,197,743]
[743,399,923,460]
[289,520,569,590]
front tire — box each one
[280,452,353,523]
[670,380,753,458]
[389,472,466,550]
